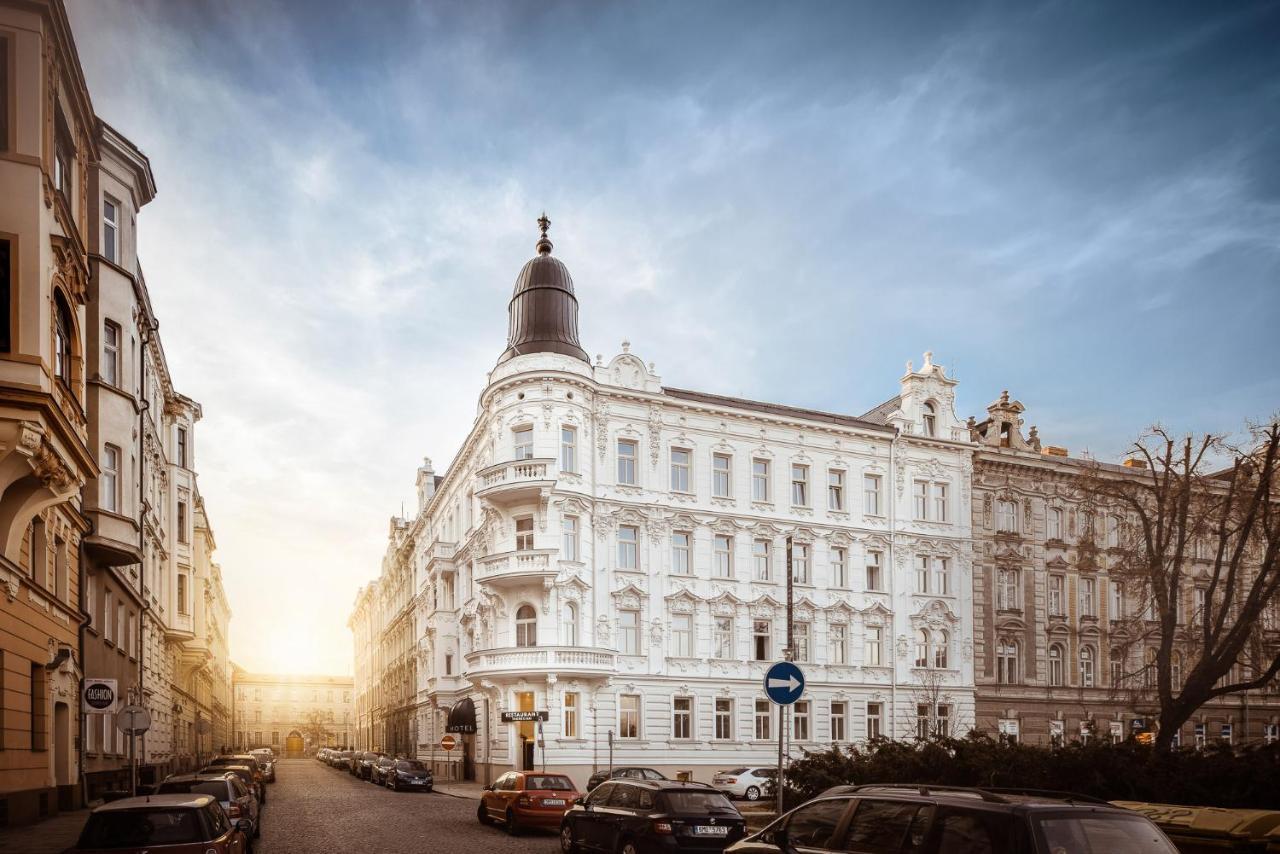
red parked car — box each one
[62,793,252,854]
[478,771,581,834]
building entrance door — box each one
[285,731,304,757]
[515,691,535,770]
[462,735,475,781]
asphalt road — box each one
[257,758,561,853]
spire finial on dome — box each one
[536,212,553,255]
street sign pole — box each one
[778,536,795,817]
[608,729,614,774]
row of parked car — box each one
[61,750,279,854]
[316,746,435,791]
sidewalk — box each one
[434,780,485,800]
[0,807,89,854]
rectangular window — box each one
[829,623,847,665]
[617,525,638,569]
[0,238,10,353]
[177,501,188,544]
[866,551,883,591]
[913,480,929,520]
[712,453,732,498]
[561,427,577,472]
[176,427,188,469]
[791,464,809,506]
[792,542,810,584]
[101,445,120,513]
[753,539,771,581]
[619,610,640,655]
[866,702,883,741]
[751,458,770,502]
[1194,588,1207,624]
[103,198,119,264]
[672,697,692,739]
[86,573,97,629]
[793,701,810,741]
[671,531,691,574]
[1049,575,1065,616]
[932,482,948,522]
[713,616,733,659]
[997,500,1017,533]
[103,590,114,643]
[516,516,535,551]
[619,694,640,739]
[563,692,578,739]
[177,573,188,615]
[933,557,949,596]
[672,613,693,657]
[513,425,534,460]
[1048,507,1063,540]
[714,698,733,740]
[1081,577,1097,617]
[562,515,579,561]
[670,448,691,493]
[713,534,732,577]
[752,620,771,661]
[864,474,882,516]
[865,625,883,666]
[831,547,848,588]
[830,701,847,742]
[30,662,47,750]
[617,439,638,484]
[1110,581,1124,619]
[754,700,771,740]
[915,555,929,594]
[793,621,810,662]
[102,321,120,386]
[998,569,1020,611]
[827,469,845,510]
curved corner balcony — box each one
[474,457,557,506]
[464,645,618,682]
[476,549,559,588]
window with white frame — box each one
[752,458,770,501]
[1109,581,1124,619]
[103,198,119,264]
[712,453,732,498]
[103,590,114,642]
[714,698,733,740]
[671,531,691,574]
[793,701,810,741]
[671,613,693,657]
[914,629,930,668]
[792,542,810,584]
[997,500,1017,533]
[791,464,809,506]
[793,621,810,662]
[829,623,847,665]
[1048,507,1063,540]
[830,701,847,742]
[618,525,638,569]
[713,534,732,577]
[933,557,950,596]
[513,425,534,460]
[1048,643,1066,686]
[915,555,930,593]
[102,321,120,387]
[934,630,949,668]
[997,638,1019,684]
[913,481,929,520]
[1109,648,1124,686]
[1107,515,1121,548]
[752,620,771,661]
[1194,587,1207,624]
[1080,645,1096,687]
[562,515,579,561]
[515,604,537,647]
[516,516,534,551]
[1049,575,1065,616]
[101,444,121,513]
[828,469,845,510]
[754,700,771,740]
[1265,723,1278,745]
[618,694,641,738]
[563,692,579,738]
[617,439,638,485]
[866,702,883,740]
[619,609,640,655]
[998,718,1021,744]
[934,704,951,737]
[1081,577,1097,617]
[563,602,578,646]
[177,572,188,615]
[831,547,848,588]
[931,484,947,523]
[561,426,577,472]
[866,551,883,591]
[672,696,693,739]
[670,448,691,493]
[864,474,882,516]
[865,625,883,666]
[997,568,1020,610]
[713,616,734,659]
[753,539,771,581]
[922,401,937,437]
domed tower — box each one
[497,214,589,365]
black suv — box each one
[354,751,381,779]
[726,784,1179,854]
[586,766,667,791]
[560,779,745,853]
[369,755,396,785]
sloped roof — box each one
[662,387,893,433]
[858,395,901,425]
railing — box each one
[475,458,556,494]
[464,645,618,677]
[477,550,557,581]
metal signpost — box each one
[116,704,152,797]
[441,734,456,752]
[764,660,805,817]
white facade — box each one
[370,333,976,782]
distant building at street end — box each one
[232,668,354,756]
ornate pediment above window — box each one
[1046,555,1071,571]
[749,593,783,618]
[912,599,960,629]
[50,234,88,305]
[794,596,818,622]
[826,600,856,623]
[860,601,894,624]
[665,587,701,613]
[612,582,647,610]
[708,589,743,615]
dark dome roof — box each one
[497,215,589,365]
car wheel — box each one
[477,802,493,825]
[506,809,521,836]
[390,778,399,791]
[560,823,578,853]
[745,785,761,801]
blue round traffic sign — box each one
[763,661,805,705]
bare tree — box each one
[902,668,961,741]
[300,710,333,749]
[1078,420,1280,751]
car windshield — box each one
[155,781,228,801]
[722,768,749,775]
[1033,814,1179,854]
[78,809,205,848]
[662,791,739,815]
[525,775,574,791]
[396,761,427,771]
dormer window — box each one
[922,401,937,437]
[1000,422,1013,447]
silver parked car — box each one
[155,771,261,843]
[712,767,777,801]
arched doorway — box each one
[285,730,304,758]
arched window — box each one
[1048,643,1065,686]
[921,402,937,437]
[997,638,1020,684]
[996,500,1017,533]
[562,602,578,646]
[54,291,73,384]
[933,630,949,669]
[515,604,537,648]
[914,629,930,668]
[1080,645,1096,687]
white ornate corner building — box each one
[349,217,977,783]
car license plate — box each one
[542,798,565,806]
[412,779,426,784]
[695,826,729,836]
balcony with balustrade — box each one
[476,549,559,588]
[464,645,618,681]
[474,457,557,505]
[426,541,457,574]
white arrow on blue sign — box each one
[763,660,805,705]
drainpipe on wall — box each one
[76,515,96,807]
[137,318,157,775]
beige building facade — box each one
[232,669,354,755]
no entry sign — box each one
[440,735,457,751]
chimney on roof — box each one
[1123,458,1147,469]
[1043,446,1069,457]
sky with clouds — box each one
[64,0,1280,676]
